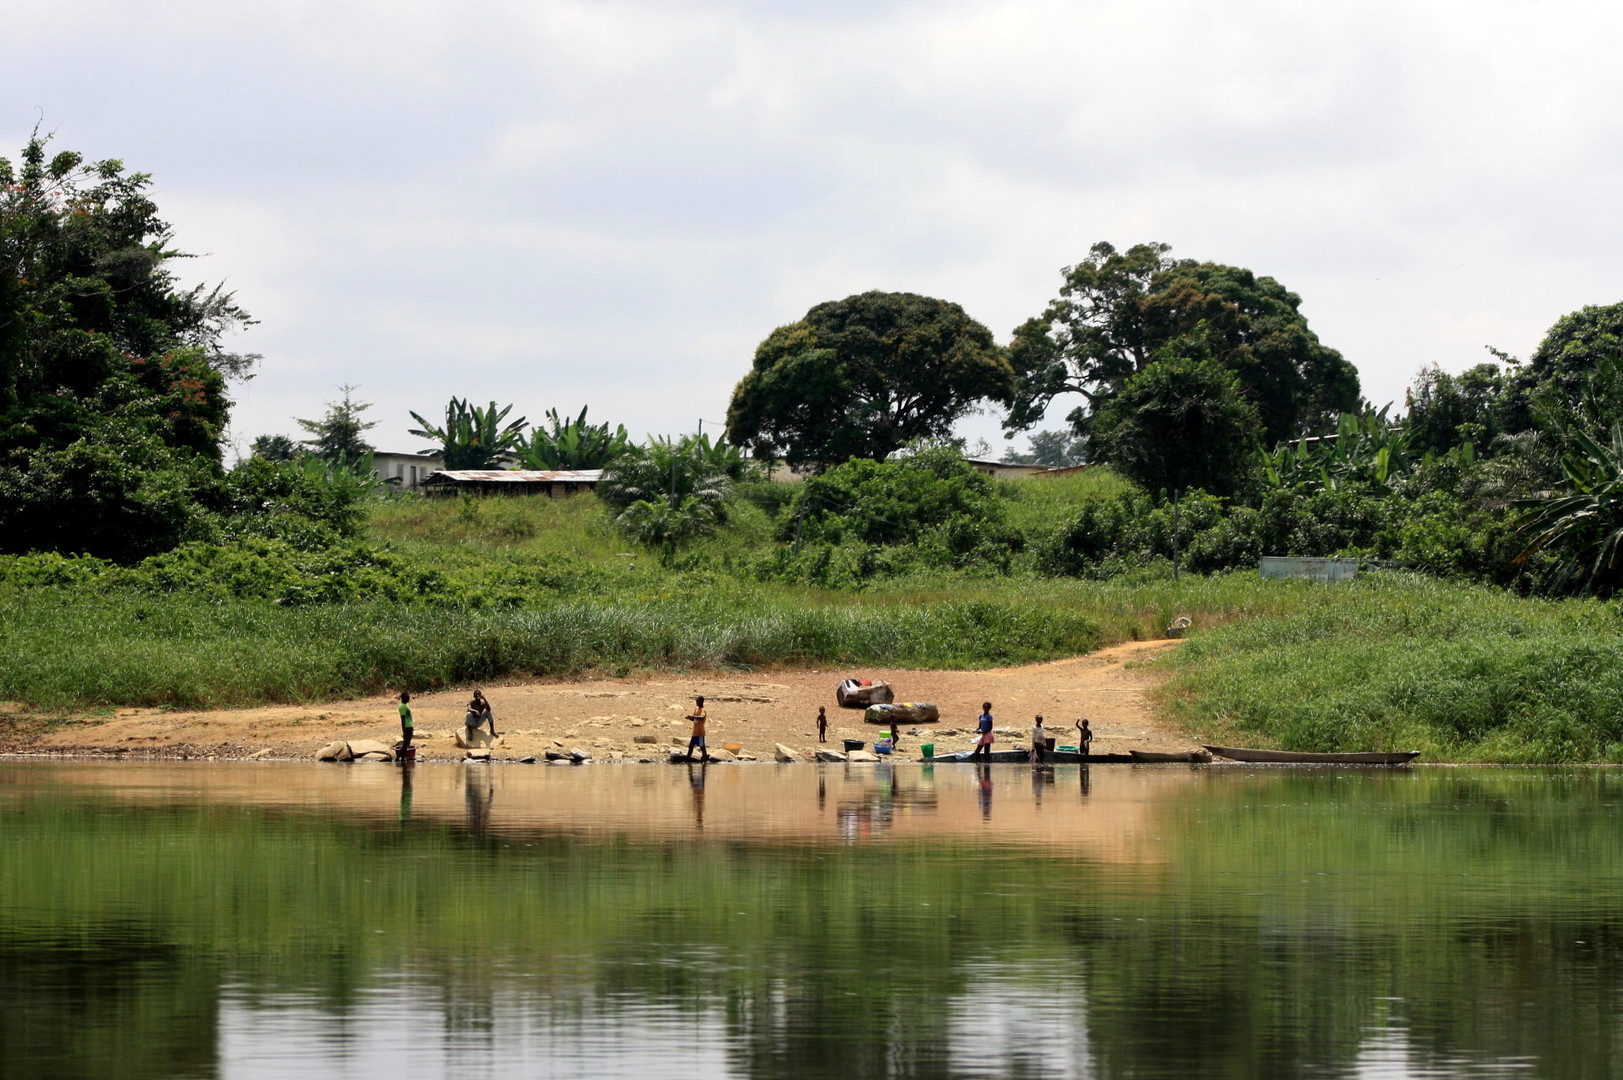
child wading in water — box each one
[687,696,711,763]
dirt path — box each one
[3,640,1190,761]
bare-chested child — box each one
[687,696,711,763]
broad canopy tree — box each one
[1005,241,1361,448]
[727,291,1014,469]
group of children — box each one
[395,688,500,763]
[394,691,1093,764]
[970,704,1092,762]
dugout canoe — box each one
[923,749,1135,764]
[1203,745,1420,765]
[1129,749,1214,763]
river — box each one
[3,760,1619,1079]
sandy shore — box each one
[0,640,1194,762]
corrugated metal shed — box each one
[422,469,603,497]
[1259,556,1360,583]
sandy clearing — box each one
[3,640,1191,761]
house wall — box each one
[373,452,443,491]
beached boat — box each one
[1203,745,1420,765]
[923,749,1135,764]
[1129,749,1213,763]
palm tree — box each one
[407,398,526,469]
[1515,424,1623,594]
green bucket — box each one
[921,744,935,759]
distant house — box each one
[421,469,603,498]
[963,458,1052,480]
[373,451,443,491]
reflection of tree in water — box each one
[16,769,1623,1080]
[0,926,220,1080]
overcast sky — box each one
[7,0,1622,458]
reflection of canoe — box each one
[1204,745,1420,765]
[1130,749,1213,763]
[924,749,1135,764]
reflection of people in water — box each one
[464,767,494,835]
[976,764,993,821]
[398,761,414,826]
[817,772,826,812]
[1080,765,1091,798]
[688,762,707,829]
[1032,760,1054,808]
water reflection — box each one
[5,762,1623,1079]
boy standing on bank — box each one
[687,696,711,763]
[397,691,414,763]
[816,706,828,744]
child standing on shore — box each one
[816,706,828,743]
[971,702,994,761]
[687,696,711,763]
[397,692,414,763]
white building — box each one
[372,451,444,491]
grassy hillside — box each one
[5,479,1623,763]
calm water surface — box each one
[3,761,1621,1079]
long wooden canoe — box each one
[1130,749,1214,763]
[1204,745,1420,765]
[923,749,1135,764]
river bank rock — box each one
[847,750,880,763]
[815,749,846,763]
[316,740,350,761]
[464,749,492,761]
[774,743,798,763]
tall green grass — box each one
[0,574,1317,710]
[1158,573,1623,762]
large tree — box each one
[1005,241,1360,446]
[0,132,251,558]
[1091,353,1262,498]
[726,291,1013,468]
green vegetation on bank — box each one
[1158,575,1623,763]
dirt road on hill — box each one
[1,640,1192,761]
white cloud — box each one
[6,0,1623,449]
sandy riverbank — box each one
[0,640,1192,761]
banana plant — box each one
[1259,408,1417,492]
[512,406,631,470]
[407,398,526,469]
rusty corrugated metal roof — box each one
[424,470,602,483]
